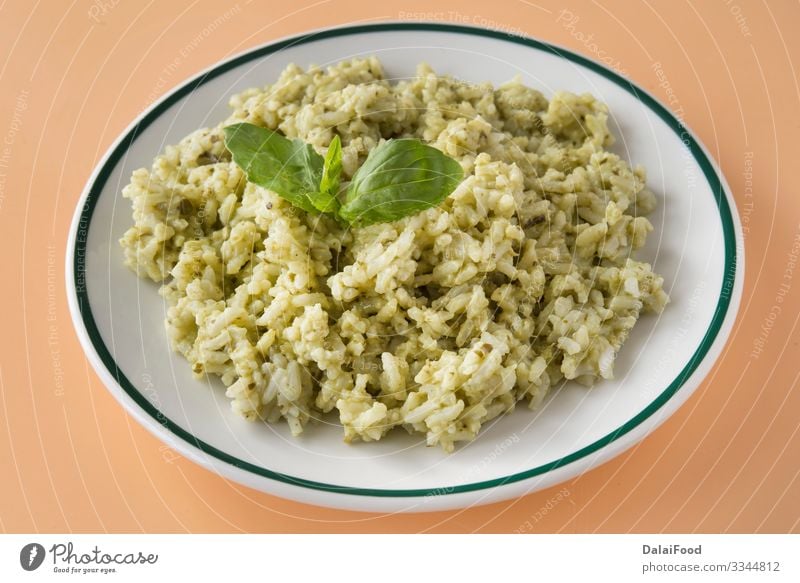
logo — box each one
[20,543,46,571]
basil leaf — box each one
[338,139,463,226]
[320,135,342,199]
[225,126,463,227]
[224,123,322,214]
[308,134,342,214]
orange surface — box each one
[0,0,798,533]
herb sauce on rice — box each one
[120,57,668,451]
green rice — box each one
[120,57,668,451]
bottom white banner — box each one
[0,534,796,582]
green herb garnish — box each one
[338,138,463,226]
[223,123,322,214]
[317,134,342,213]
[223,123,463,226]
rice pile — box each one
[120,57,668,451]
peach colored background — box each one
[1,0,798,533]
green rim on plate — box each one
[72,22,737,497]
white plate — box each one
[66,23,743,512]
